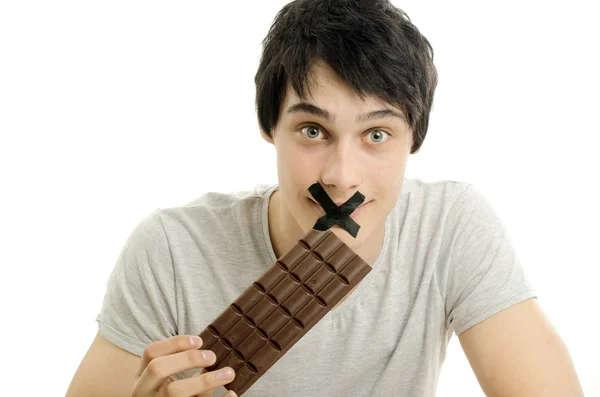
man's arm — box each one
[66,331,140,397]
[458,298,584,397]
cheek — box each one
[368,161,392,185]
[370,159,406,196]
[280,146,321,181]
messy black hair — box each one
[255,0,438,154]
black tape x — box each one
[308,182,365,238]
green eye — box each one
[300,126,389,143]
[369,130,388,143]
[301,126,323,139]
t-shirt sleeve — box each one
[438,184,537,336]
[95,209,178,356]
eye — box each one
[300,125,325,140]
[299,125,390,144]
[367,129,390,144]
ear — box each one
[258,117,275,144]
[408,129,417,154]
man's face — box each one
[261,61,413,249]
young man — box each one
[66,1,584,396]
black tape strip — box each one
[308,182,365,238]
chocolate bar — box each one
[198,228,371,395]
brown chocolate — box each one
[197,228,371,395]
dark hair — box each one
[254,0,438,154]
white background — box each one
[1,0,598,396]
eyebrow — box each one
[286,102,406,123]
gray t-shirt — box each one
[96,178,536,396]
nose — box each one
[319,141,362,192]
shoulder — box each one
[169,183,276,212]
[402,177,471,201]
[399,178,506,248]
[138,184,277,262]
[155,183,277,232]
[397,177,473,221]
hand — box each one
[132,335,237,397]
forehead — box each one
[282,60,399,112]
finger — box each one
[159,375,176,390]
[191,369,212,397]
[138,335,203,376]
[192,368,215,397]
[137,348,217,396]
[221,391,238,397]
[157,367,236,397]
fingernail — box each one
[201,350,215,361]
[226,391,238,397]
[190,336,202,347]
[218,367,234,380]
